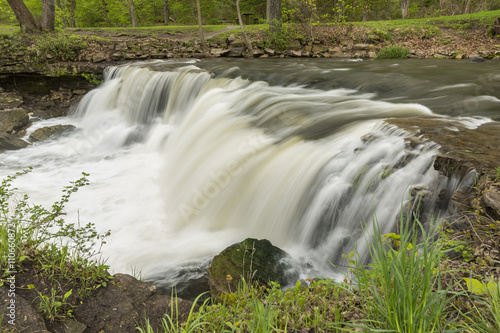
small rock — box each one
[483,186,500,219]
[92,52,107,63]
[264,48,275,56]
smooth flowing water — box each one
[1,59,498,290]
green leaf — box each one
[463,278,487,295]
[27,284,35,289]
[64,289,72,299]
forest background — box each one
[1,0,500,31]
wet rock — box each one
[0,132,29,151]
[74,273,195,333]
[0,108,29,133]
[470,56,486,63]
[0,286,48,332]
[29,124,76,142]
[207,238,299,300]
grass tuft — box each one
[377,45,411,58]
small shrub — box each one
[377,45,411,58]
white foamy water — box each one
[0,60,476,288]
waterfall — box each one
[0,60,474,288]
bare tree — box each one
[164,0,170,25]
[102,0,111,26]
[401,0,409,19]
[196,0,207,53]
[463,0,472,14]
[236,0,253,56]
[129,0,138,27]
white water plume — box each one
[0,60,466,287]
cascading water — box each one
[0,59,491,291]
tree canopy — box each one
[1,0,499,29]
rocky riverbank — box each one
[0,19,500,77]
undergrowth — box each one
[0,169,112,322]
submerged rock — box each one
[207,238,299,300]
[29,124,76,142]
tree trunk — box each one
[70,0,76,27]
[41,0,55,31]
[5,0,42,32]
[401,0,410,19]
[196,0,207,53]
[101,0,110,26]
[236,0,253,56]
[267,0,282,33]
[163,0,170,25]
[129,0,138,27]
[463,0,472,14]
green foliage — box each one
[349,216,457,332]
[495,165,500,181]
[262,21,294,51]
[35,287,74,322]
[0,169,112,319]
[377,45,411,58]
[27,33,88,61]
[464,278,500,332]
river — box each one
[0,58,498,291]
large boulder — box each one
[29,124,76,142]
[207,238,299,300]
[0,132,29,151]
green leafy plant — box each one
[348,214,458,332]
[0,169,112,318]
[376,45,411,58]
[464,278,500,332]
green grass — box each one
[0,24,18,35]
[353,9,500,30]
[377,45,411,58]
[350,216,458,332]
